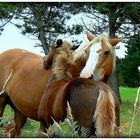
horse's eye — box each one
[104,50,110,55]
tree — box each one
[67,2,140,102]
[13,3,72,54]
[118,34,140,87]
[95,3,140,101]
[0,3,16,34]
[0,3,83,54]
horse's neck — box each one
[102,75,110,83]
[47,64,73,86]
[70,55,87,78]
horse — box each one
[0,32,122,137]
[0,41,72,137]
[43,32,123,83]
[38,42,120,137]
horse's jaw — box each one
[93,70,109,83]
[93,73,101,81]
[92,69,104,81]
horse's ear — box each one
[109,38,123,47]
[56,39,63,48]
[86,32,94,41]
[101,38,107,49]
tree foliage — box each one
[61,2,140,99]
[0,3,17,34]
[0,3,83,54]
[118,34,140,87]
[14,3,74,53]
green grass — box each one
[20,119,40,137]
[1,106,40,137]
[0,87,140,137]
[120,87,140,137]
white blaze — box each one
[80,42,101,78]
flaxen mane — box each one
[43,40,73,69]
[51,42,75,81]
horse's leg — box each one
[10,108,27,137]
[39,119,53,137]
[0,93,8,127]
[40,122,47,133]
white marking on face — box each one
[80,42,101,78]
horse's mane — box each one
[43,40,73,69]
[52,41,75,81]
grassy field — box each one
[120,87,140,137]
[0,86,140,137]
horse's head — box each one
[45,40,76,81]
[80,33,123,82]
[43,39,78,69]
[43,40,62,69]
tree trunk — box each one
[27,4,49,55]
[108,16,122,103]
[108,66,122,103]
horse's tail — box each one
[93,89,116,137]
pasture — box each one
[0,87,139,137]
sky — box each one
[0,20,127,58]
[0,23,44,56]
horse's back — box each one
[67,78,99,128]
[67,78,116,128]
[67,78,119,136]
[0,49,41,63]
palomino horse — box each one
[0,33,122,137]
[38,43,120,137]
[44,33,123,83]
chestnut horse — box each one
[0,33,122,137]
[38,43,120,137]
[44,33,122,83]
